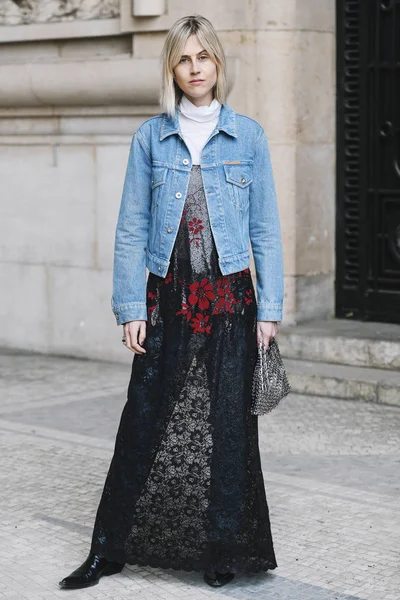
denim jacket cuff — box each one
[112,302,147,326]
[257,303,282,322]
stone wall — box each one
[0,0,336,362]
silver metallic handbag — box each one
[250,337,291,415]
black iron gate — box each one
[336,0,400,323]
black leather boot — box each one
[59,553,125,589]
[204,571,235,587]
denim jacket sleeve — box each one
[249,128,284,322]
[111,130,151,325]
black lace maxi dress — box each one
[90,165,278,573]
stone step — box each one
[285,358,400,407]
[279,319,400,371]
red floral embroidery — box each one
[180,208,187,226]
[244,288,253,304]
[174,270,254,334]
[214,295,236,314]
[190,312,211,335]
[168,187,255,333]
[147,273,173,320]
[213,279,236,314]
[188,217,203,235]
[147,291,157,317]
[176,303,192,322]
[188,278,216,310]
[188,217,204,247]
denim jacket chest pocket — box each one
[223,163,253,211]
[151,165,168,212]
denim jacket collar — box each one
[159,101,238,141]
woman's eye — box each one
[178,55,208,64]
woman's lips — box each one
[189,80,204,85]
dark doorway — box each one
[336,0,400,323]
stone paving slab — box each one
[1,350,400,599]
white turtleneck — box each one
[177,95,221,165]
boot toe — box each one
[204,571,235,587]
[59,571,98,589]
[59,554,124,589]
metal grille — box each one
[336,0,400,323]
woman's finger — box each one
[124,327,134,352]
[257,326,264,348]
[130,324,146,354]
[257,321,278,349]
[263,333,272,348]
[121,322,146,354]
[137,322,147,350]
[131,341,146,354]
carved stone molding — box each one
[0,57,236,108]
[0,18,121,42]
[0,0,166,43]
[0,0,119,26]
[0,58,160,107]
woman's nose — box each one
[190,61,201,74]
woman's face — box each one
[173,34,217,106]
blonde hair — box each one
[159,14,227,116]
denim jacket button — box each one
[158,266,162,271]
[175,192,182,198]
[182,159,189,165]
[167,227,173,233]
[241,177,246,183]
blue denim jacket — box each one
[112,102,284,325]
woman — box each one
[59,13,284,590]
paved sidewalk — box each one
[0,349,399,600]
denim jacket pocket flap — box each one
[223,163,253,188]
[151,166,168,189]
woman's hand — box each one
[122,320,147,354]
[257,320,278,348]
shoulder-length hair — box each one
[159,14,227,116]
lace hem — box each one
[90,544,278,574]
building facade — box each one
[1,0,336,361]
